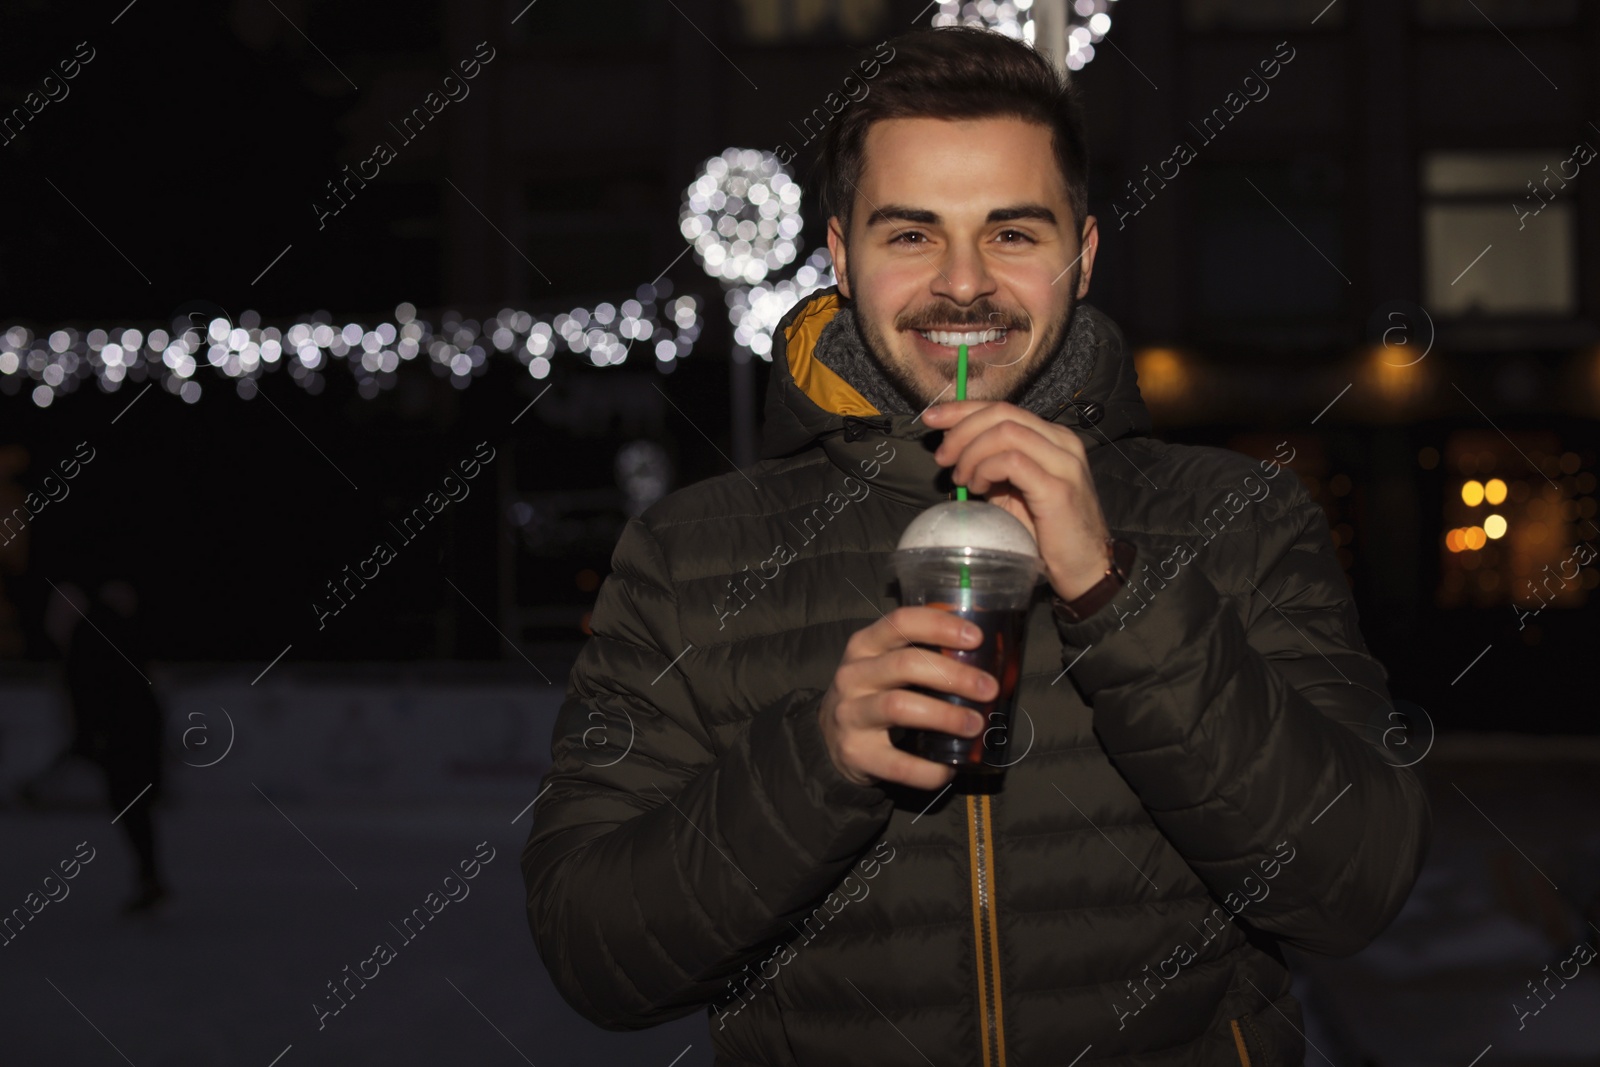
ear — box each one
[826,216,851,299]
[1075,215,1100,300]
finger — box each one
[927,401,1026,457]
[947,420,1081,490]
[849,687,986,738]
[929,401,1074,464]
[841,634,995,704]
[883,646,997,702]
[846,605,979,662]
[852,743,960,792]
[950,411,1082,468]
[922,399,995,425]
[964,450,1082,519]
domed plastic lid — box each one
[894,499,1040,558]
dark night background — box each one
[2,1,1599,1064]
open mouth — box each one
[914,327,1008,348]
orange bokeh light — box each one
[1133,348,1188,406]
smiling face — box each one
[827,115,1097,409]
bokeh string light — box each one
[0,288,702,408]
[935,0,1119,71]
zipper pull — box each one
[842,414,890,441]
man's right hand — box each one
[817,606,999,791]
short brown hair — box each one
[812,26,1091,239]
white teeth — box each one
[918,328,1005,347]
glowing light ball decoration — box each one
[680,148,804,286]
[727,247,837,360]
[934,0,1119,71]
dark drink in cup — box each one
[890,501,1043,774]
[899,601,1028,770]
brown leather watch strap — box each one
[1051,538,1137,622]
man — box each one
[522,25,1430,1066]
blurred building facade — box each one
[0,0,1593,730]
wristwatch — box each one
[1051,538,1137,622]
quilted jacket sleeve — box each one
[521,515,896,1029]
[1053,466,1431,956]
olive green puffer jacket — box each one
[522,286,1431,1066]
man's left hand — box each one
[924,400,1112,603]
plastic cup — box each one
[889,501,1043,772]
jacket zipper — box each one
[1229,1017,1253,1066]
[967,793,1006,1066]
[1230,1012,1268,1066]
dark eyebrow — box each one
[987,204,1058,225]
[862,204,1059,227]
[864,205,939,227]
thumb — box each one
[987,492,1036,539]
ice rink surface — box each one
[3,674,1599,1067]
[1,798,710,1067]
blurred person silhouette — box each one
[35,577,169,914]
[26,580,99,798]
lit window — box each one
[1421,151,1577,317]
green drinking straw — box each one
[956,343,971,592]
[955,343,968,502]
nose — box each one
[928,235,997,308]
